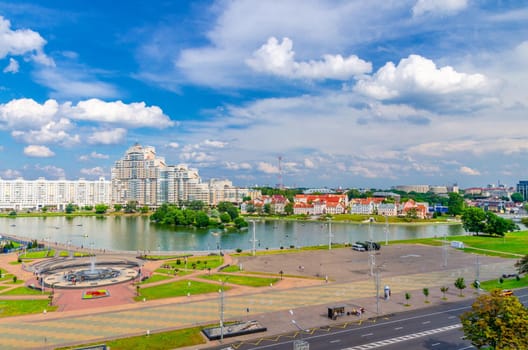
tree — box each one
[219,212,231,223]
[460,289,528,349]
[447,192,465,216]
[195,211,210,228]
[422,287,430,303]
[511,192,524,203]
[114,204,123,212]
[233,217,248,229]
[404,292,411,306]
[94,204,108,214]
[263,203,271,214]
[124,201,137,213]
[461,207,486,235]
[217,201,238,220]
[483,212,518,237]
[284,202,294,215]
[515,254,528,275]
[140,206,149,214]
[65,203,76,214]
[454,277,466,297]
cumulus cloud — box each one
[225,161,252,170]
[69,99,174,128]
[24,145,55,157]
[80,166,106,176]
[87,128,127,145]
[12,118,79,145]
[304,158,315,169]
[412,0,468,17]
[3,58,19,73]
[0,169,21,179]
[459,166,480,176]
[0,16,53,66]
[247,37,371,80]
[79,151,109,161]
[33,164,65,179]
[180,151,215,162]
[0,98,59,129]
[203,139,227,148]
[354,55,490,109]
[167,142,179,149]
[257,162,279,174]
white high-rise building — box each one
[0,177,111,210]
[111,143,166,205]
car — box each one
[364,241,381,250]
[352,243,366,251]
[501,289,513,297]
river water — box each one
[0,216,465,252]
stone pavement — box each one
[0,245,518,350]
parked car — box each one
[352,243,366,251]
[355,241,381,251]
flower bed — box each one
[82,289,110,299]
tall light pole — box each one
[218,277,228,343]
[384,215,389,246]
[328,217,333,250]
[250,220,258,256]
[475,255,480,294]
[442,232,448,268]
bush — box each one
[13,276,17,283]
[176,259,181,265]
[236,248,242,253]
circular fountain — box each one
[31,255,141,289]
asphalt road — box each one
[212,288,528,350]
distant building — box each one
[0,177,111,210]
[516,180,528,201]
[393,185,430,193]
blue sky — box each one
[0,0,527,189]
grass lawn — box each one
[20,250,55,259]
[480,274,528,291]
[221,264,241,272]
[154,267,192,276]
[0,299,57,317]
[389,231,528,257]
[198,273,279,287]
[135,280,226,301]
[0,286,50,296]
[140,274,173,284]
[162,255,224,271]
[56,325,206,350]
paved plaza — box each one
[0,244,517,349]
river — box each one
[0,216,465,252]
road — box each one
[212,288,528,350]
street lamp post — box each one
[218,278,228,343]
[328,217,333,250]
[250,220,258,256]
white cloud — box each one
[0,169,21,179]
[0,16,53,66]
[304,158,315,169]
[80,151,109,161]
[3,58,19,73]
[412,0,468,17]
[459,166,480,176]
[87,128,127,145]
[257,162,279,174]
[225,161,252,170]
[0,98,59,129]
[203,139,227,148]
[80,166,106,177]
[247,37,371,80]
[24,145,55,157]
[167,142,179,149]
[180,151,215,162]
[69,99,174,128]
[33,164,65,179]
[33,68,118,100]
[354,55,490,108]
[12,118,79,145]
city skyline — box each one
[0,1,527,188]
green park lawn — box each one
[56,325,206,350]
[480,274,528,291]
[140,273,173,284]
[390,231,528,256]
[19,250,55,259]
[198,273,279,287]
[0,300,57,317]
[135,280,226,301]
[160,255,224,271]
[0,286,50,296]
